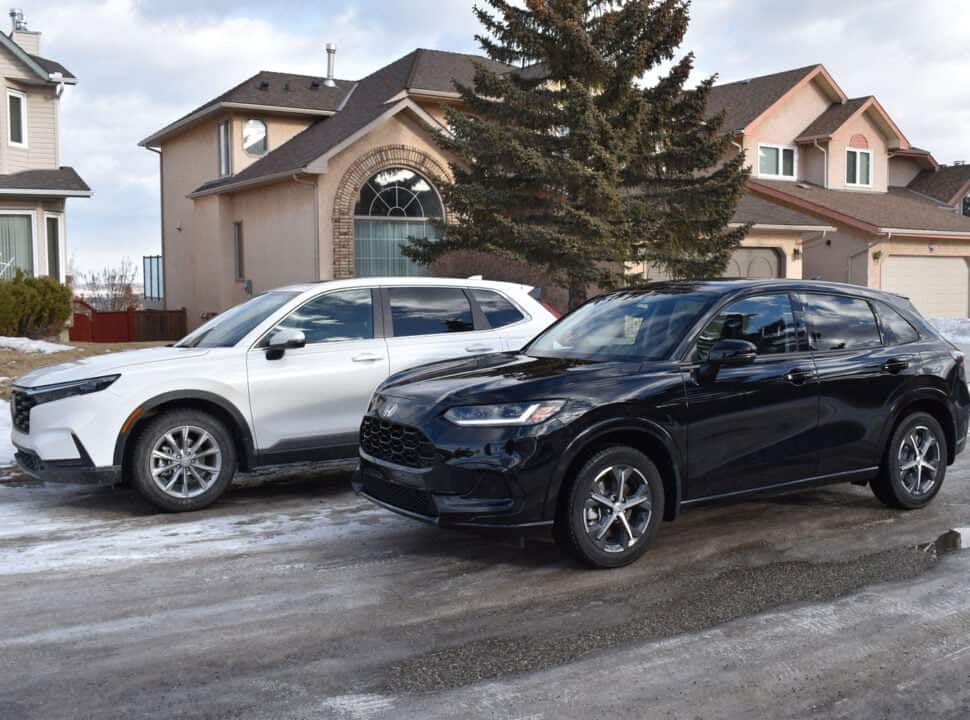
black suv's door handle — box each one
[786,368,813,386]
[882,358,910,374]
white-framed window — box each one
[217,120,232,177]
[7,89,27,148]
[0,209,36,280]
[757,143,797,180]
[44,212,65,282]
[242,118,267,156]
[846,148,872,187]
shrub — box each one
[0,271,73,338]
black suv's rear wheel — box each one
[557,446,665,568]
[129,409,237,512]
[871,411,947,510]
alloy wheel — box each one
[582,464,653,554]
[897,425,941,497]
[149,425,224,499]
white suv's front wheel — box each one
[130,409,237,512]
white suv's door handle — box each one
[352,352,384,363]
[465,344,495,353]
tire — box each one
[129,409,238,512]
[556,446,665,569]
[871,412,947,510]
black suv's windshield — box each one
[176,292,299,348]
[526,289,715,362]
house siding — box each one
[888,157,924,187]
[2,82,59,173]
[230,114,314,175]
[802,227,870,284]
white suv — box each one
[10,277,557,511]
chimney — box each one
[8,9,40,55]
[324,43,336,87]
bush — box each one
[0,271,73,338]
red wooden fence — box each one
[69,299,187,343]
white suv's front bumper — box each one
[10,387,127,484]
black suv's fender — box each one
[544,417,685,522]
[882,384,960,464]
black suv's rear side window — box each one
[471,289,525,328]
[800,293,881,351]
[873,301,919,345]
[695,293,802,360]
[389,287,475,336]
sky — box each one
[16,0,970,278]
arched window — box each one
[353,167,442,277]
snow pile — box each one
[0,400,14,467]
[929,318,970,346]
[0,336,71,354]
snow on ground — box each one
[0,400,13,467]
[0,336,71,354]
[930,318,970,346]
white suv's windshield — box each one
[526,289,715,362]
[176,292,300,348]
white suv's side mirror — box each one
[266,328,306,360]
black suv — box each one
[353,280,969,568]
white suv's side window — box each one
[275,288,374,344]
[388,287,475,336]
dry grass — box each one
[0,341,166,401]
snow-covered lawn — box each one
[0,399,14,467]
[0,336,71,354]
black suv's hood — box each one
[378,352,648,409]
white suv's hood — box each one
[15,347,211,387]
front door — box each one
[683,293,819,500]
[247,287,388,459]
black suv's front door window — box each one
[694,293,803,361]
[800,294,881,351]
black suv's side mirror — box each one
[707,338,758,366]
[265,328,306,360]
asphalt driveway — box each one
[1,457,968,719]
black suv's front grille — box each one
[361,471,437,517]
[10,390,35,434]
[359,416,439,469]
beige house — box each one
[0,11,89,282]
[141,48,516,328]
[698,64,970,318]
[144,52,970,327]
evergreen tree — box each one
[405,0,749,309]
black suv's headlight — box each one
[444,401,565,427]
[25,374,120,406]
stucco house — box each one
[696,64,970,318]
[0,10,89,282]
[143,51,970,327]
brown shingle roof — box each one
[795,97,870,141]
[407,48,511,92]
[705,65,820,133]
[731,193,834,228]
[28,52,75,80]
[191,50,514,196]
[0,167,89,193]
[907,164,970,206]
[750,179,970,235]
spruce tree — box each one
[405,0,749,309]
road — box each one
[0,457,968,719]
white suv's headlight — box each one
[25,374,120,406]
[444,401,565,427]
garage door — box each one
[725,248,782,279]
[882,255,969,319]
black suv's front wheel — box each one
[872,411,947,510]
[558,446,665,568]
